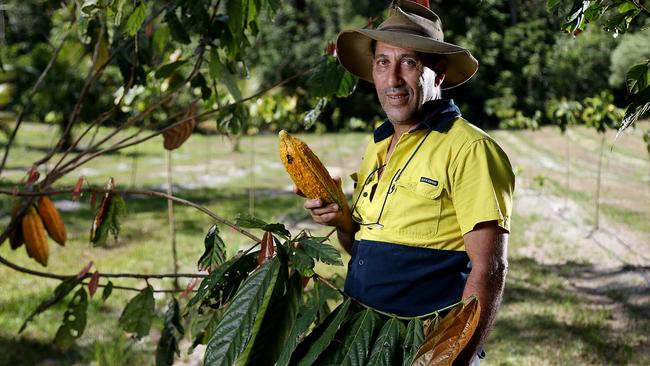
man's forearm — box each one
[336,220,359,255]
[454,261,508,365]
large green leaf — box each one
[626,62,650,94]
[156,298,184,366]
[290,247,316,277]
[235,213,291,239]
[198,224,227,271]
[336,67,358,98]
[155,60,188,80]
[299,237,343,266]
[203,257,281,366]
[291,298,352,366]
[402,319,425,366]
[118,285,155,339]
[209,48,242,101]
[366,317,405,366]
[321,308,383,366]
[164,10,191,44]
[20,277,82,332]
[307,57,341,98]
[54,288,88,350]
[188,252,257,307]
[276,285,331,366]
[125,2,147,36]
[239,272,303,366]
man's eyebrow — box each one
[373,52,420,59]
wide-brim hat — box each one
[336,0,478,89]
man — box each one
[302,1,514,364]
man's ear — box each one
[434,59,447,86]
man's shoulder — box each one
[447,117,493,143]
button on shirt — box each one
[344,99,515,317]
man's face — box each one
[372,42,440,126]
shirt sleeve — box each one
[450,138,515,235]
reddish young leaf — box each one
[301,275,312,288]
[324,41,336,56]
[27,166,40,184]
[90,178,115,243]
[76,261,94,279]
[90,190,97,211]
[88,271,100,297]
[257,231,276,265]
[72,176,84,201]
[180,278,199,299]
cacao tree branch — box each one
[0,29,72,175]
[0,187,262,242]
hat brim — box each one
[336,29,479,89]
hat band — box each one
[377,25,441,41]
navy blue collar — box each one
[373,99,461,143]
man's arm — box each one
[454,220,509,366]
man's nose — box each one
[387,64,405,87]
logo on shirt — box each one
[420,177,438,186]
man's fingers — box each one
[294,185,306,197]
[332,176,342,187]
[311,203,339,216]
[304,198,323,209]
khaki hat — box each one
[336,0,478,89]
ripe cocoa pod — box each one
[38,196,67,246]
[278,130,348,211]
[22,206,49,266]
[9,202,24,250]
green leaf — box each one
[118,285,155,339]
[307,58,341,98]
[188,254,252,307]
[292,298,352,366]
[102,280,113,302]
[546,0,562,12]
[156,298,184,366]
[155,60,188,79]
[54,288,89,350]
[226,0,246,36]
[91,194,126,247]
[108,0,127,26]
[209,49,242,101]
[366,318,405,366]
[191,309,224,349]
[198,224,227,271]
[626,62,650,94]
[204,257,281,366]
[304,98,328,130]
[125,2,147,37]
[336,67,358,98]
[290,247,315,277]
[164,10,191,44]
[328,309,383,365]
[235,213,291,238]
[276,287,331,366]
[402,319,425,366]
[20,277,82,333]
[299,237,343,266]
[239,271,303,366]
[81,0,100,15]
[153,25,170,56]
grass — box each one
[1,122,648,365]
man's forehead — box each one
[373,42,420,58]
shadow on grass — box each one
[0,336,85,365]
[493,256,649,364]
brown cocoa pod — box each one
[22,206,49,266]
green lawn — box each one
[0,122,648,365]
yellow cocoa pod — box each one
[278,130,348,211]
[22,206,49,266]
[38,196,67,246]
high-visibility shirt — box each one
[344,99,515,317]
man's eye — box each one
[402,59,417,68]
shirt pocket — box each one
[388,177,444,238]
